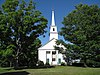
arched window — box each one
[53,28,55,31]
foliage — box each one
[37,60,44,66]
[61,62,66,66]
[57,4,100,67]
[0,0,47,68]
[45,62,50,68]
[0,44,15,67]
[72,63,84,67]
[86,60,100,67]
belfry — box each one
[50,10,58,40]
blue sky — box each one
[0,0,100,45]
[34,0,100,45]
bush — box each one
[61,62,66,66]
[45,62,50,68]
[72,63,84,67]
[37,60,44,66]
[86,60,100,67]
[45,62,50,66]
[1,61,10,67]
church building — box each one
[38,10,66,65]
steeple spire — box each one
[50,10,58,40]
[51,10,55,26]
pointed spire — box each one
[51,10,55,26]
[50,10,58,40]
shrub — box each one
[86,60,100,67]
[45,62,50,66]
[1,61,10,67]
[37,60,44,66]
[45,62,50,68]
[61,62,66,66]
[72,63,84,67]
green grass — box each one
[0,66,100,75]
[0,67,13,73]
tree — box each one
[0,0,47,68]
[59,4,100,66]
[0,45,15,67]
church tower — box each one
[38,10,66,65]
[50,10,58,40]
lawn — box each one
[0,66,100,75]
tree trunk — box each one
[83,58,87,67]
[14,38,20,69]
[14,48,20,69]
[9,61,12,67]
[14,56,19,69]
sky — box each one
[34,0,100,45]
[0,0,100,45]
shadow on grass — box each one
[0,71,29,75]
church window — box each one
[58,58,61,64]
[46,51,50,54]
[52,51,56,54]
[53,28,55,31]
[58,51,60,54]
[52,58,56,61]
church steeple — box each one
[50,10,58,40]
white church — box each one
[38,10,66,65]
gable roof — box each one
[38,38,57,50]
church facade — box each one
[38,10,66,65]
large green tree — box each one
[0,0,47,68]
[59,4,100,66]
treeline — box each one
[55,4,100,67]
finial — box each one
[52,8,54,11]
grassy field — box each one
[0,66,100,75]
